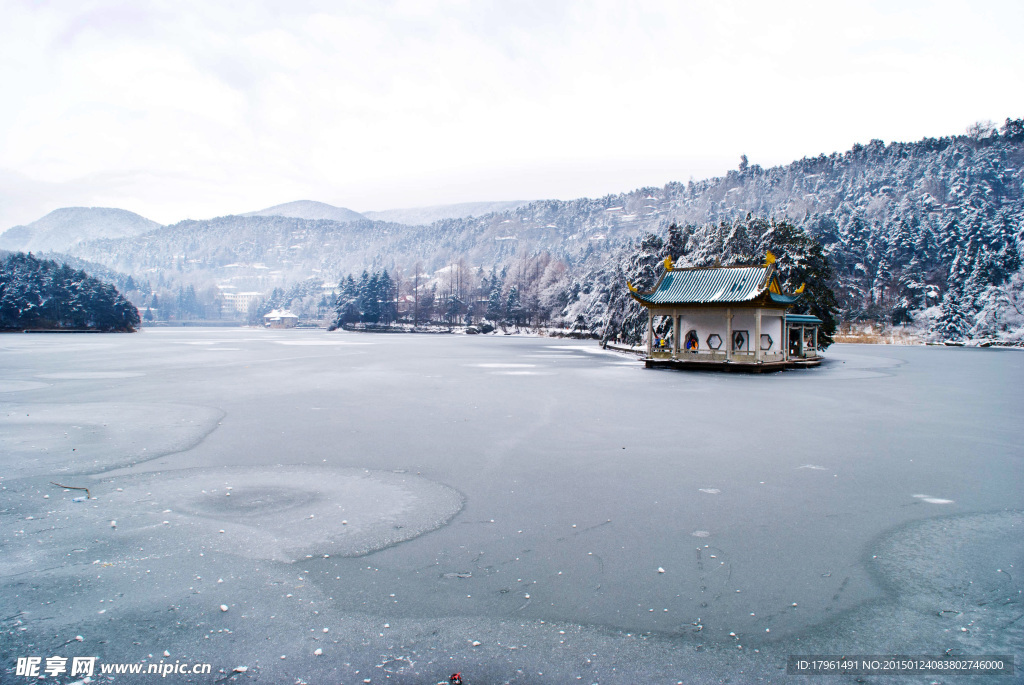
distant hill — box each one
[50,118,1024,343]
[243,200,367,223]
[363,200,530,225]
[0,207,160,254]
[67,214,436,288]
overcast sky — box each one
[1,0,1022,228]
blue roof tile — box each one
[633,266,770,304]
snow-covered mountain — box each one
[0,207,160,253]
[14,118,1024,342]
[243,200,366,223]
[362,200,530,225]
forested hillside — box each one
[569,119,1024,343]
[45,118,1024,342]
[0,252,140,331]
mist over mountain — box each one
[0,207,160,253]
[363,200,531,225]
[242,200,367,223]
[17,118,1024,342]
[70,214,437,286]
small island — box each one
[0,252,140,332]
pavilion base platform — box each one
[644,356,821,373]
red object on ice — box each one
[450,673,463,685]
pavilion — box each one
[628,254,823,372]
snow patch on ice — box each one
[796,464,827,470]
[81,466,464,562]
[546,345,622,357]
[912,494,954,504]
[699,488,721,494]
[691,530,711,538]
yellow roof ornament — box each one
[795,283,806,294]
[664,256,674,271]
[764,250,777,266]
[627,281,638,293]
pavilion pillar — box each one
[672,313,680,358]
[798,325,805,358]
[754,308,762,362]
[646,310,654,358]
[783,315,789,361]
[812,326,818,356]
[725,307,733,362]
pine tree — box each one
[486,283,504,321]
[931,286,971,341]
[505,286,521,325]
[362,273,381,323]
[379,270,395,324]
[758,219,840,347]
[333,275,360,326]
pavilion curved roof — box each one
[629,262,804,307]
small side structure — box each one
[263,309,299,329]
[628,254,822,372]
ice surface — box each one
[1,466,462,571]
[0,380,48,392]
[274,340,371,346]
[490,370,555,376]
[471,363,537,368]
[37,371,144,379]
[1,331,1021,683]
[0,402,222,478]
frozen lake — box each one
[2,328,1021,683]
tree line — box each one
[0,252,140,331]
[329,255,573,330]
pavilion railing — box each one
[648,349,790,363]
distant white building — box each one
[264,309,299,328]
[221,290,262,315]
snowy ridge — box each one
[0,207,160,253]
[13,119,1024,342]
[362,200,530,225]
[242,200,367,223]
